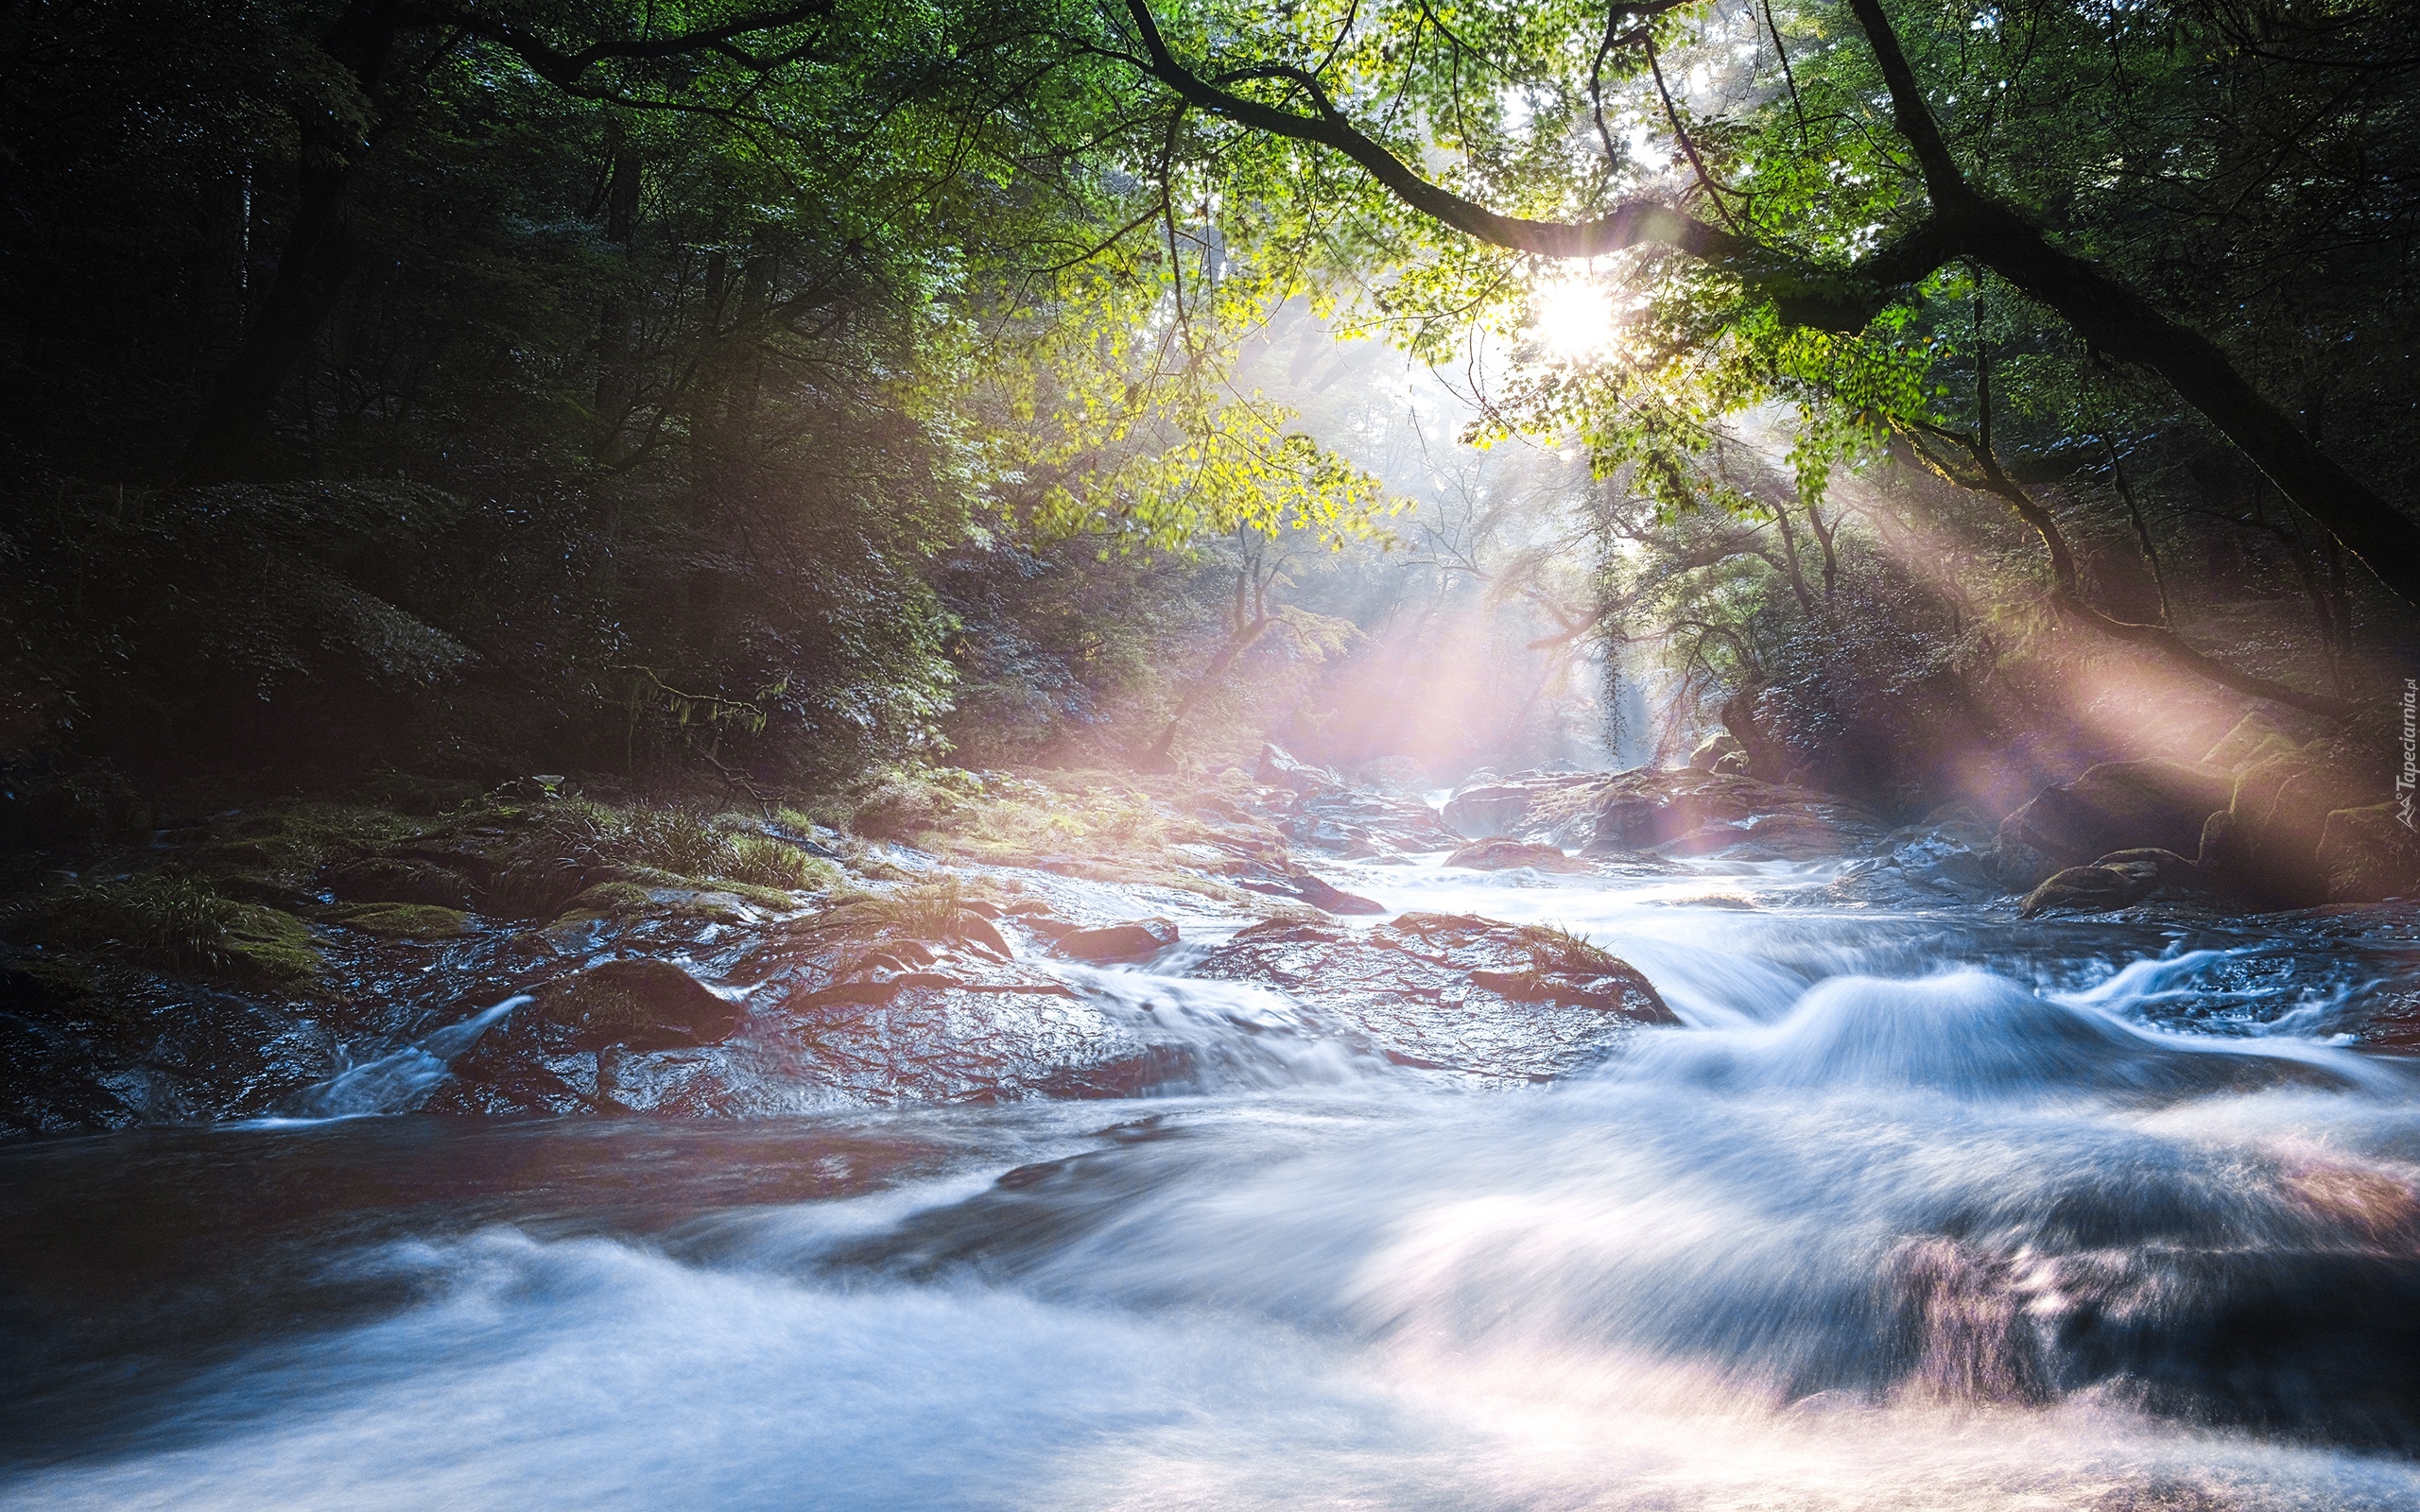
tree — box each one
[1080,0,2420,608]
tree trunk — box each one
[594,121,645,459]
[179,0,401,483]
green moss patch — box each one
[327,902,473,939]
[221,905,323,982]
[4,871,322,984]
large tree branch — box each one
[1110,0,2420,608]
[396,0,842,88]
[1118,0,1747,264]
[1834,0,2420,608]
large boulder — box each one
[527,958,742,1051]
[1238,871,1388,915]
[1996,760,2234,877]
[1191,912,1674,1080]
[1053,918,1180,964]
[1688,730,1747,774]
[1286,785,1461,854]
[322,856,478,909]
[1255,743,1340,796]
[2198,732,2398,907]
[1441,783,1531,839]
[441,914,1206,1115]
[1444,838,1592,873]
[2317,805,2420,904]
[2016,850,2196,918]
[1581,768,1881,859]
[2201,710,2302,772]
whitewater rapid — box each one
[6,857,2418,1510]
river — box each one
[6,851,2420,1509]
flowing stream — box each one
[7,852,2420,1510]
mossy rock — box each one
[327,902,472,939]
[0,954,112,1025]
[5,872,320,985]
[323,856,476,909]
[196,804,423,884]
[562,881,655,920]
[220,904,323,983]
[561,875,793,926]
[702,879,801,911]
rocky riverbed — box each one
[6,734,2418,1136]
[7,746,2420,1509]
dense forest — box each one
[5,0,2411,828]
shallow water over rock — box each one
[6,839,2420,1509]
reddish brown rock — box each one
[1237,871,1388,914]
[1053,918,1180,964]
[1191,912,1673,1081]
[1444,838,1592,873]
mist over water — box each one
[8,855,2420,1510]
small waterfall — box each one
[287,995,528,1119]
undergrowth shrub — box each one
[6,871,319,982]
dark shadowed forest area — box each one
[5,0,2420,1505]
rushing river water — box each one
[7,854,2420,1509]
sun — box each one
[1528,271,1618,361]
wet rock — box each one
[2318,804,2420,904]
[1010,911,1080,943]
[437,1034,596,1114]
[1877,824,1999,900]
[321,856,475,911]
[527,958,742,1052]
[1191,912,1673,1080]
[1053,918,1179,964]
[1997,759,2233,874]
[327,902,472,939]
[1441,783,1531,839]
[729,926,1202,1106]
[1881,1229,2420,1449]
[1443,838,1591,873]
[1237,872,1387,915]
[0,950,332,1132]
[2019,861,2160,918]
[2016,848,2203,918]
[1254,743,1339,796]
[1581,768,1881,859]
[1285,786,1459,854]
[1688,730,1746,773]
[435,912,1191,1117]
